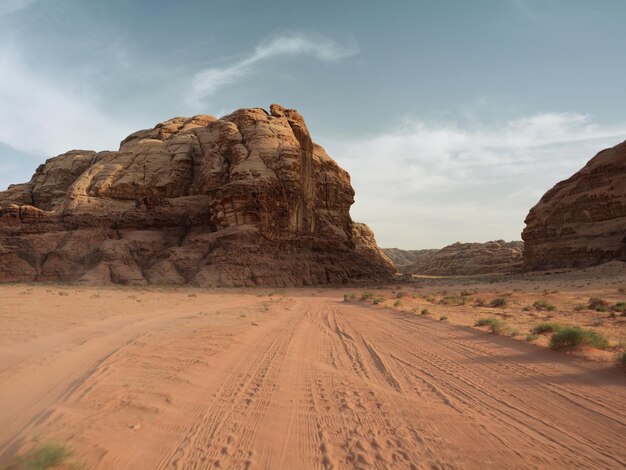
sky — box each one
[0,0,625,248]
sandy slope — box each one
[0,287,624,469]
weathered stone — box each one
[522,140,626,270]
[394,240,523,276]
[0,105,393,286]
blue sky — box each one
[1,0,625,248]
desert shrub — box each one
[18,443,70,469]
[343,293,357,302]
[531,322,563,334]
[588,297,609,312]
[618,351,626,368]
[533,300,556,311]
[573,304,587,312]
[420,308,430,315]
[473,298,485,307]
[550,327,609,350]
[425,296,435,303]
[526,333,539,341]
[474,318,498,327]
[360,292,374,301]
[439,315,448,321]
[509,329,520,337]
[460,290,473,297]
[611,302,626,313]
[393,300,401,307]
[489,297,508,308]
[522,305,532,311]
[474,317,507,334]
[372,296,386,305]
[396,291,411,298]
[440,296,465,306]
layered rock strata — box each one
[523,140,626,270]
[388,241,523,276]
[0,104,393,286]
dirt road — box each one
[0,287,624,469]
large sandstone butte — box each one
[0,104,393,286]
[523,139,626,270]
[388,240,523,276]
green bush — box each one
[439,315,448,321]
[420,308,430,315]
[372,296,386,305]
[440,296,465,306]
[343,293,357,302]
[588,297,609,312]
[489,297,508,308]
[611,302,626,313]
[549,326,609,350]
[573,304,587,312]
[393,300,401,307]
[533,300,556,311]
[360,292,374,301]
[19,443,70,470]
[531,322,563,334]
[474,317,507,334]
[526,333,539,341]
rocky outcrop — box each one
[522,140,626,270]
[398,240,523,276]
[381,248,435,267]
[0,104,393,286]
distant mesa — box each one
[382,248,436,267]
[522,140,626,270]
[0,104,394,286]
[384,241,523,276]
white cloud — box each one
[0,48,133,157]
[0,0,36,15]
[327,113,626,249]
[188,33,357,105]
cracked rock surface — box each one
[522,139,626,270]
[0,104,393,286]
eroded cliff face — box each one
[522,140,626,270]
[0,104,393,286]
[395,241,523,276]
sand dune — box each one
[0,286,624,469]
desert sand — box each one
[0,280,624,469]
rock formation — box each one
[523,140,626,270]
[0,104,394,286]
[381,248,435,267]
[392,241,523,276]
